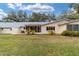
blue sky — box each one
[0,3,71,20]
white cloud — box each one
[15,3,22,7]
[19,5,26,10]
[0,9,7,20]
[8,3,22,9]
[25,3,55,12]
[8,3,15,9]
[7,3,54,13]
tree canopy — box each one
[3,10,56,22]
[59,3,79,19]
[29,12,56,22]
[3,10,28,22]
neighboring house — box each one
[0,19,79,34]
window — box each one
[21,30,25,33]
[25,26,41,32]
[0,28,3,30]
[73,25,78,31]
[67,24,79,31]
[67,25,72,31]
[0,27,12,31]
[52,27,55,30]
[23,27,26,29]
[46,27,55,31]
[36,26,41,32]
[10,28,12,31]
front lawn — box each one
[0,35,78,56]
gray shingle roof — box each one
[0,22,49,28]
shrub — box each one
[61,30,75,36]
[74,31,79,36]
[30,30,35,35]
[21,30,25,33]
[26,28,35,35]
[48,30,55,35]
[26,28,31,35]
[61,30,79,37]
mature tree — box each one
[72,4,79,14]
[29,12,47,22]
[3,10,28,22]
[17,10,28,22]
[47,12,56,21]
[69,3,79,14]
[3,10,56,22]
[29,12,56,22]
[58,3,79,19]
[58,10,68,19]
[3,11,17,22]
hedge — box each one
[61,30,79,37]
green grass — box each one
[0,35,79,56]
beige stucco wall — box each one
[57,20,79,34]
[0,20,70,34]
[41,20,68,34]
[57,25,66,34]
[0,28,21,34]
[11,28,21,34]
[0,25,67,34]
[41,24,64,34]
[55,20,79,34]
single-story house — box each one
[0,19,79,34]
